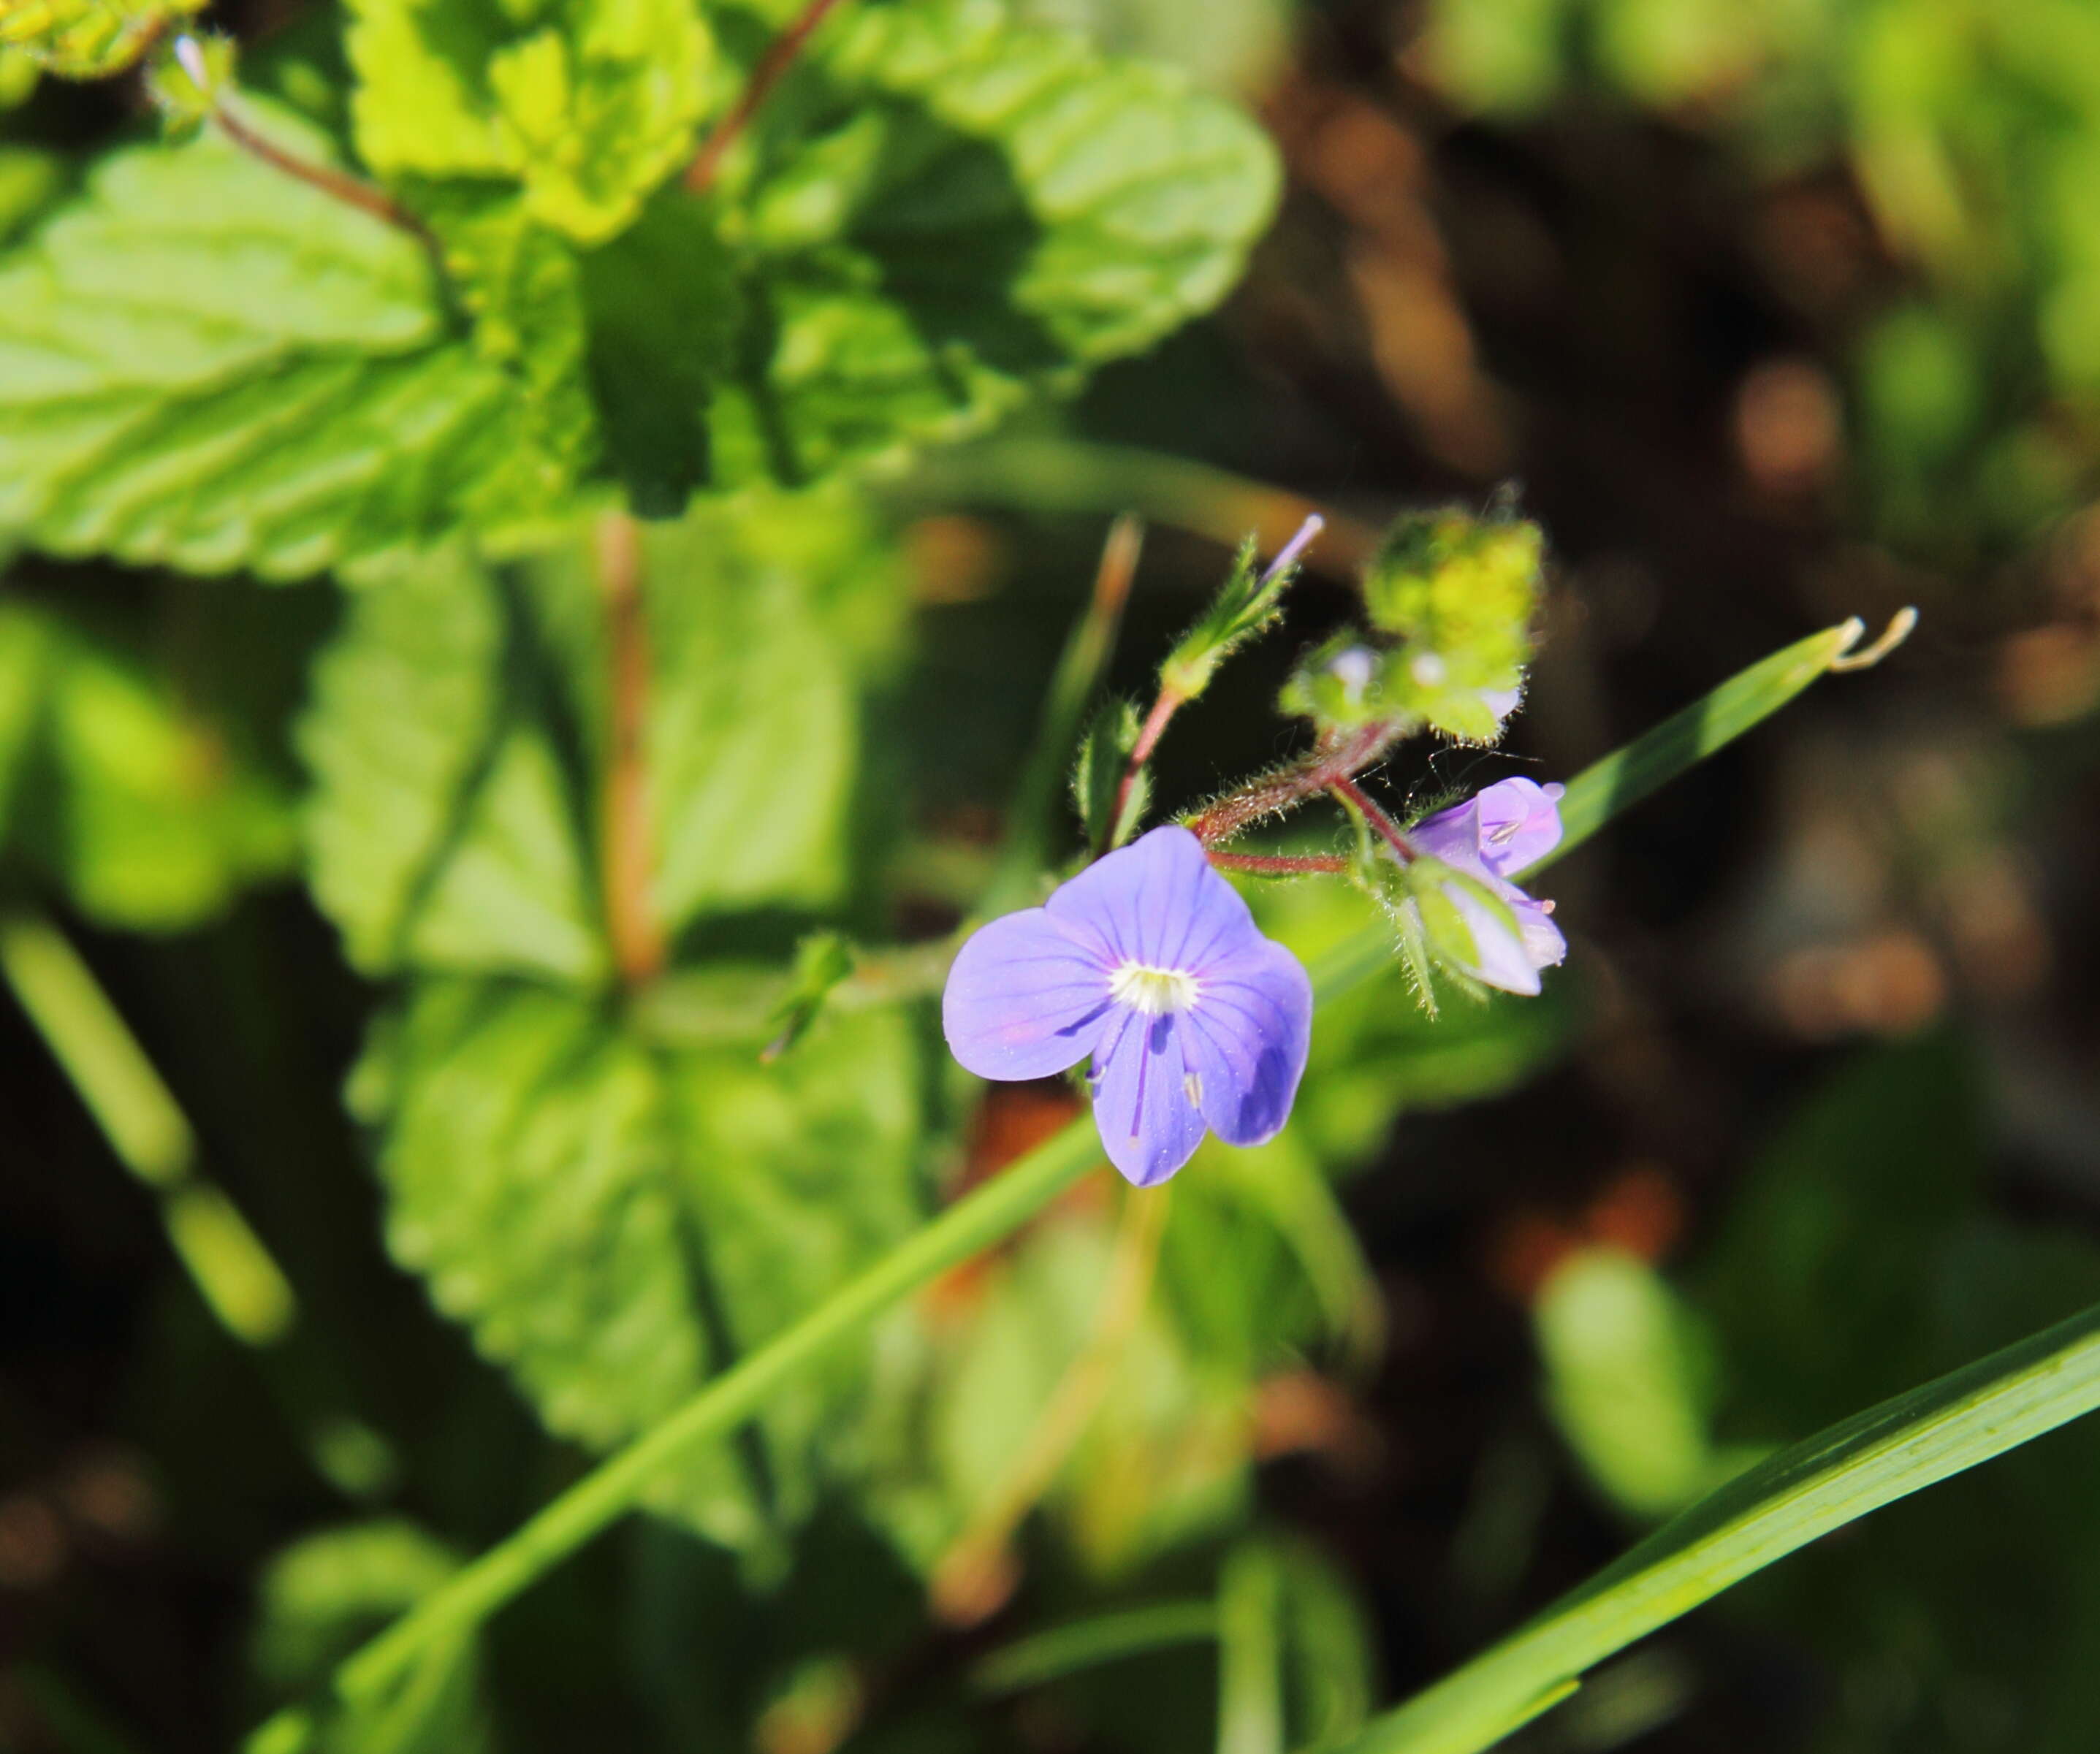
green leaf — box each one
[577,189,742,514]
[414,183,601,489]
[368,980,924,1552]
[0,145,64,244]
[1534,1247,1747,1521]
[343,0,712,244]
[0,600,296,930]
[1070,698,1148,853]
[248,1520,490,1754]
[0,111,558,581]
[706,0,1280,484]
[300,490,905,982]
[1541,614,1891,866]
[0,0,202,77]
[1338,1297,2100,1754]
[1219,1536,1379,1754]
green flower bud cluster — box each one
[1280,506,1545,744]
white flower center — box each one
[1109,961,1201,1015]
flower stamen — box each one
[1109,961,1202,1015]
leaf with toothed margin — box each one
[700,0,1281,485]
[297,489,908,983]
[358,979,926,1556]
[0,107,566,582]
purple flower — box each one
[943,826,1313,1187]
[1408,777,1568,996]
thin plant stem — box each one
[1103,686,1183,855]
[685,0,853,194]
[294,1121,1111,1726]
[1184,721,1404,849]
[0,913,295,1346]
[1102,517,1325,853]
[984,516,1142,912]
[596,512,667,986]
[1206,851,1350,876]
[899,439,1382,577]
[211,104,429,243]
[929,1181,1172,1622]
[1328,775,1415,864]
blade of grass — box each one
[1218,1542,1287,1754]
[1301,611,1911,1000]
[981,514,1143,916]
[970,1600,1219,1695]
[899,439,1382,577]
[260,613,1898,1743]
[0,912,295,1345]
[1338,1298,2100,1754]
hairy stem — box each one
[212,104,430,242]
[0,913,297,1346]
[596,513,666,986]
[1329,775,1415,864]
[1206,851,1350,876]
[685,0,853,194]
[1184,720,1404,848]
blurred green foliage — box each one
[1421,0,2100,555]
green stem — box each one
[325,1116,1110,1711]
[982,514,1143,914]
[899,439,1382,577]
[0,912,295,1346]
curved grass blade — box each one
[1337,1298,2100,1754]
[1304,611,1909,1000]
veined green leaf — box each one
[345,0,712,244]
[0,111,558,581]
[299,490,906,983]
[0,0,200,77]
[248,1520,491,1754]
[366,980,924,1553]
[707,0,1280,484]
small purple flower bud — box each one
[1479,685,1523,728]
[1409,778,1567,996]
[943,826,1314,1186]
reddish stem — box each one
[1205,851,1349,875]
[212,105,430,242]
[1329,775,1415,864]
[1184,720,1403,848]
[685,0,853,194]
[596,514,668,986]
[1101,687,1182,854]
